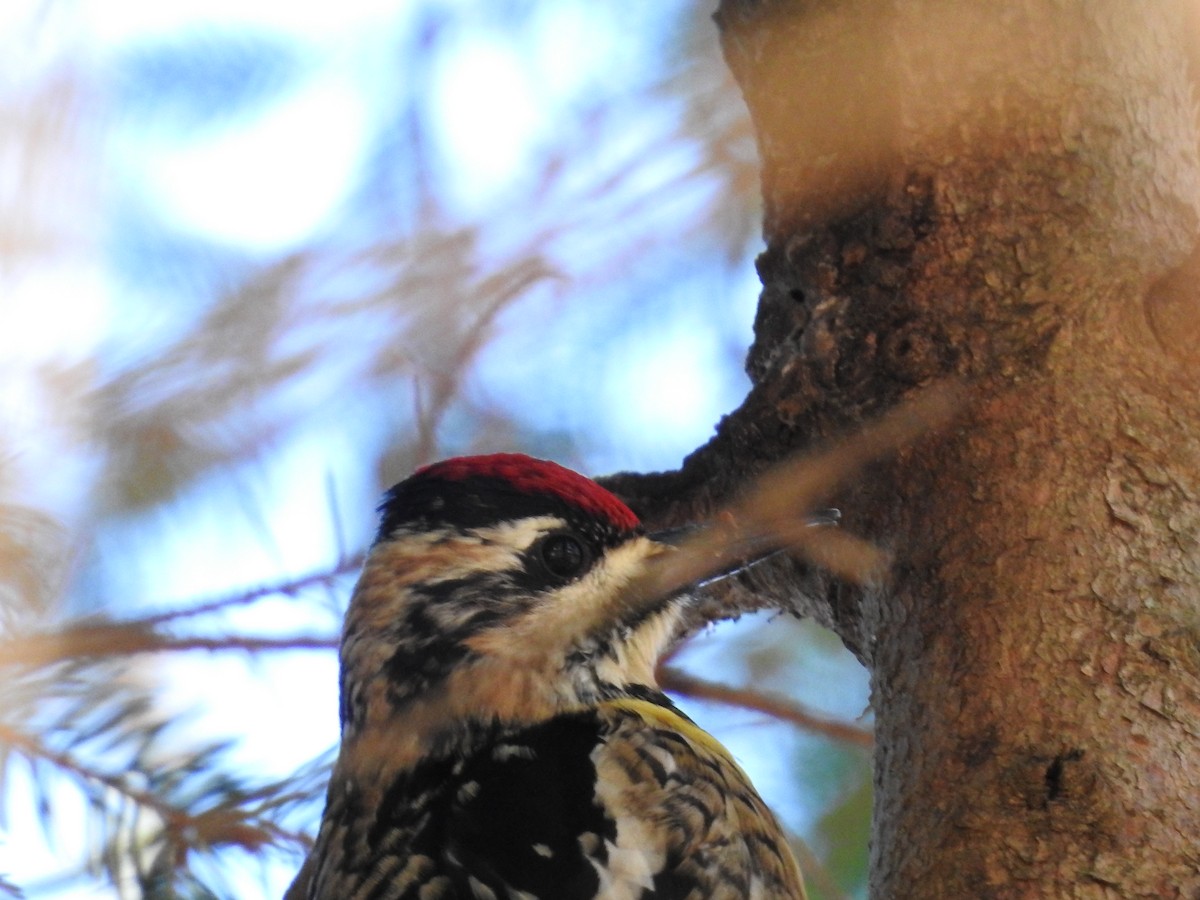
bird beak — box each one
[648,509,839,547]
[645,524,703,547]
[645,509,840,590]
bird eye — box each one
[538,533,591,579]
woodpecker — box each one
[286,453,806,900]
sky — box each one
[2,1,871,896]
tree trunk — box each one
[624,1,1200,896]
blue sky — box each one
[2,1,870,895]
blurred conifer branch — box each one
[659,667,874,748]
[0,507,69,627]
[0,659,331,896]
[137,559,363,628]
[0,2,874,895]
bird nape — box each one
[286,453,807,900]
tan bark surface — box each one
[614,1,1200,895]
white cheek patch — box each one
[458,533,683,710]
[525,537,662,629]
[464,534,661,652]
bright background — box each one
[0,1,871,897]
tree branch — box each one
[659,666,873,748]
[137,560,363,627]
[0,626,337,669]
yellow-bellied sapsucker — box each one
[286,453,806,900]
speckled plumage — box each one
[291,696,804,900]
[286,455,806,900]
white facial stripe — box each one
[467,515,566,553]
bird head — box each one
[338,454,688,766]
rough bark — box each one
[610,1,1200,896]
